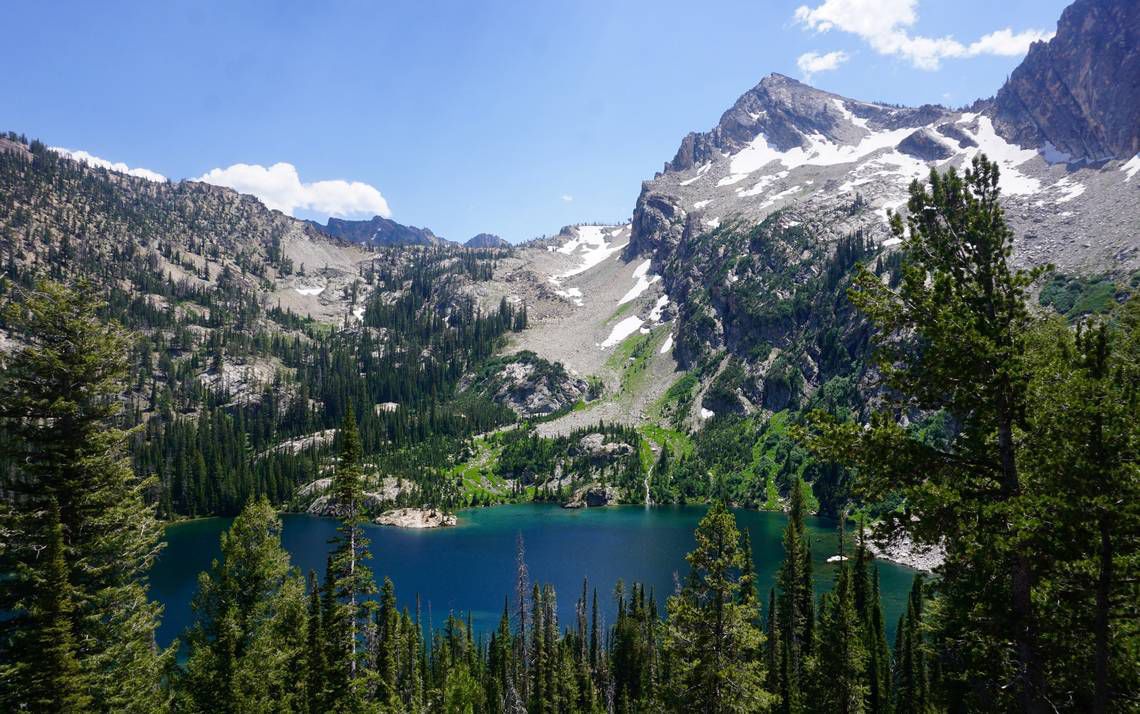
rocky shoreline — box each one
[864,532,945,572]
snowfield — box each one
[600,316,645,349]
[555,225,626,279]
[618,260,661,305]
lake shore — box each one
[865,532,945,572]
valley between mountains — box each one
[1,0,1136,566]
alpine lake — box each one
[152,504,919,649]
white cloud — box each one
[797,50,850,81]
[794,0,1052,70]
[50,147,166,182]
[965,28,1051,57]
[561,194,574,203]
[196,162,391,218]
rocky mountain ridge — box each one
[991,0,1139,163]
[604,0,1140,424]
[307,214,451,247]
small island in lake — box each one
[374,507,456,529]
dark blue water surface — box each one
[150,504,917,648]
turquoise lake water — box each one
[150,504,917,648]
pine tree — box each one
[323,405,378,711]
[866,569,892,714]
[765,588,784,701]
[740,529,760,617]
[1020,306,1140,711]
[893,576,928,714]
[809,525,868,714]
[306,570,327,714]
[851,525,891,714]
[375,577,400,710]
[806,157,1051,711]
[0,280,170,711]
[776,477,814,713]
[21,501,92,712]
[181,496,308,712]
[663,501,772,713]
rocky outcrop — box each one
[307,492,390,517]
[198,356,286,407]
[465,233,510,248]
[375,508,456,528]
[260,429,338,459]
[934,123,978,149]
[562,484,619,509]
[574,433,635,460]
[990,0,1139,161]
[866,531,946,572]
[467,351,589,418]
[897,129,953,161]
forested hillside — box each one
[0,135,548,517]
[2,159,1136,710]
[1,0,1138,707]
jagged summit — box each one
[665,73,949,174]
[308,214,451,247]
[991,0,1139,162]
[630,0,1140,274]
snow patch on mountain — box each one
[618,260,661,305]
[600,316,644,349]
[556,225,626,278]
[555,286,584,307]
[956,115,1041,195]
[1051,177,1086,203]
[1122,154,1140,182]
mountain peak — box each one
[664,73,947,175]
[757,72,804,88]
[465,233,509,248]
[991,0,1139,161]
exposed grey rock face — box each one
[375,508,456,528]
[991,0,1139,162]
[468,351,588,418]
[897,130,954,161]
[935,123,978,149]
[575,433,635,460]
[625,75,960,260]
[620,0,1140,401]
[562,484,619,509]
[310,215,450,247]
[465,233,510,248]
[663,74,941,175]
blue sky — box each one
[2,0,1069,242]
